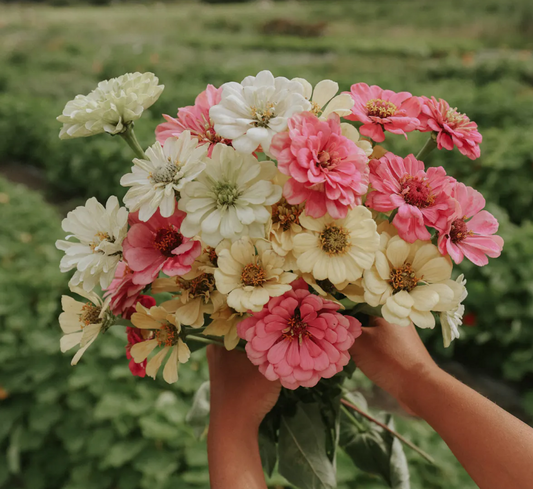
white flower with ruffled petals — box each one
[293,78,354,120]
[362,234,454,329]
[120,131,208,221]
[210,70,310,154]
[438,274,467,347]
[59,286,112,365]
[56,196,128,291]
[57,72,163,139]
[178,144,282,247]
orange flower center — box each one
[153,226,183,257]
[282,310,311,342]
[366,98,397,118]
[205,246,218,267]
[156,323,179,347]
[272,200,303,232]
[320,224,350,255]
[241,263,267,287]
[81,303,102,327]
[389,263,419,293]
[400,175,435,208]
[186,273,215,299]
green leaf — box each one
[185,381,210,439]
[340,409,410,489]
[258,411,278,477]
[278,401,336,489]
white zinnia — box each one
[178,143,282,247]
[362,234,454,329]
[59,286,112,365]
[209,70,311,154]
[293,78,354,119]
[57,72,164,139]
[56,196,128,291]
[120,131,208,221]
[439,274,467,347]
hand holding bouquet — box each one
[55,70,502,488]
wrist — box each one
[397,363,446,415]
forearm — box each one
[402,367,533,489]
[207,417,267,489]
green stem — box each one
[186,334,245,352]
[112,318,133,327]
[415,132,438,161]
[341,397,436,464]
[120,124,146,159]
[341,404,367,432]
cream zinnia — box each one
[56,196,128,292]
[292,78,354,119]
[58,72,163,139]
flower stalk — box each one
[120,125,146,159]
[415,131,438,161]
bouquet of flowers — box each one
[55,70,503,488]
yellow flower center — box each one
[156,323,179,347]
[90,231,112,253]
[445,107,468,126]
[320,224,350,255]
[389,263,419,293]
[365,98,397,118]
[241,263,267,287]
[251,103,275,128]
[81,303,102,327]
[310,101,322,116]
[184,273,216,300]
[272,200,303,232]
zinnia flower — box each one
[155,84,231,156]
[178,143,282,247]
[418,96,482,160]
[122,209,202,285]
[203,303,247,350]
[59,286,113,365]
[213,237,297,313]
[120,131,208,222]
[366,153,456,243]
[362,234,454,328]
[271,112,369,219]
[237,279,362,389]
[344,83,421,143]
[293,206,380,285]
[125,295,156,377]
[438,275,467,348]
[56,196,128,291]
[438,183,503,266]
[210,70,310,154]
[104,261,145,317]
[292,78,354,119]
[57,72,163,139]
[129,303,190,384]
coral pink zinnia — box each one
[418,96,482,160]
[155,84,231,156]
[123,209,202,285]
[270,112,369,219]
[237,279,362,390]
[366,153,456,243]
[438,182,503,266]
[104,261,145,317]
[344,83,421,143]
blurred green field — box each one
[1,1,533,488]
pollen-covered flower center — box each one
[389,263,419,293]
[272,200,303,231]
[90,231,112,252]
[214,181,241,207]
[445,107,468,126]
[310,101,322,117]
[205,246,218,267]
[450,218,471,244]
[320,225,350,255]
[400,175,435,208]
[316,279,337,294]
[156,323,179,347]
[282,310,311,341]
[251,102,275,128]
[81,303,102,326]
[241,263,267,287]
[185,273,216,300]
[153,226,183,257]
[316,150,339,169]
[366,98,397,118]
[152,162,179,184]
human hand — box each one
[207,345,281,432]
[349,317,440,410]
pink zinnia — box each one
[366,153,456,243]
[438,182,503,266]
[123,209,201,285]
[155,84,231,156]
[104,261,145,317]
[270,112,369,219]
[344,83,421,143]
[237,279,362,390]
[418,96,482,160]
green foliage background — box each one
[1,0,533,487]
